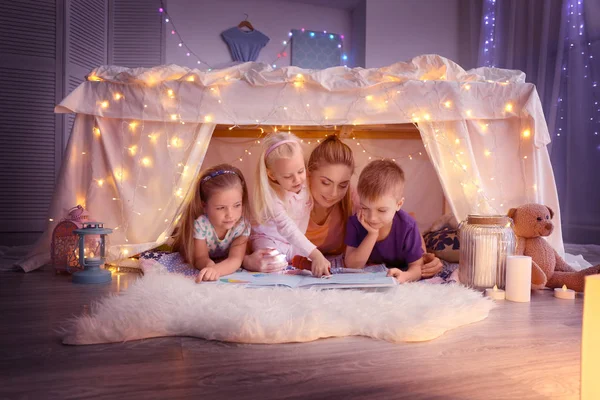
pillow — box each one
[424,227,460,263]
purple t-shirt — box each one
[344,210,423,270]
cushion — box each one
[424,227,460,263]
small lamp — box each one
[72,222,113,284]
[51,205,89,274]
[581,275,600,399]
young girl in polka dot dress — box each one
[173,164,251,282]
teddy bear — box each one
[507,203,600,292]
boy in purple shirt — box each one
[344,160,423,283]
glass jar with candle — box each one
[458,215,516,290]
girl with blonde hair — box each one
[250,132,331,277]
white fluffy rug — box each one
[62,272,495,345]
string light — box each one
[554,0,599,142]
[158,1,345,69]
[481,0,497,67]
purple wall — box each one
[365,0,465,68]
[164,0,353,69]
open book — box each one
[217,267,397,289]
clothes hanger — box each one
[238,13,254,31]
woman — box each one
[244,135,442,277]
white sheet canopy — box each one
[19,55,562,271]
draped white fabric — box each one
[19,55,563,271]
[19,116,215,272]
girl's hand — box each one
[243,248,287,272]
[387,268,410,283]
[310,251,331,278]
[196,263,220,282]
[358,210,379,236]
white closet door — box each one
[64,0,108,147]
[109,0,165,67]
[0,0,63,234]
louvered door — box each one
[64,0,108,145]
[109,0,164,67]
[0,0,63,235]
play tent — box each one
[19,54,561,271]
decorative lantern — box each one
[72,222,113,284]
[458,215,516,290]
[51,205,90,274]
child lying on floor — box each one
[172,164,251,282]
[344,160,424,283]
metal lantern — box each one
[51,205,90,274]
[72,222,113,284]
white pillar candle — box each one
[582,275,600,399]
[474,235,498,288]
[505,255,532,302]
[485,285,505,300]
[554,285,576,299]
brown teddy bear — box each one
[507,203,600,292]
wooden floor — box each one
[0,267,583,400]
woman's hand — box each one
[420,253,443,278]
[243,248,287,272]
[309,250,331,278]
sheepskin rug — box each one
[62,272,495,345]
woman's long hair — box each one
[307,135,355,231]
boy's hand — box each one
[310,251,331,278]
[358,210,379,235]
[421,253,443,278]
[196,263,220,282]
[387,268,411,283]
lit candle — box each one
[581,275,600,398]
[554,284,575,300]
[505,255,532,302]
[474,235,498,288]
[485,285,505,300]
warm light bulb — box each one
[484,150,491,157]
[100,101,109,109]
[171,137,181,147]
[464,84,471,90]
[522,129,531,138]
[444,101,452,108]
[424,114,431,120]
[365,95,373,101]
[187,76,195,82]
[170,114,178,121]
[93,127,101,137]
[97,179,104,187]
[455,139,460,144]
[204,115,212,122]
[128,145,137,156]
[141,157,151,166]
[466,110,472,117]
[505,103,513,112]
[129,121,138,130]
[114,93,123,100]
[167,89,174,98]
